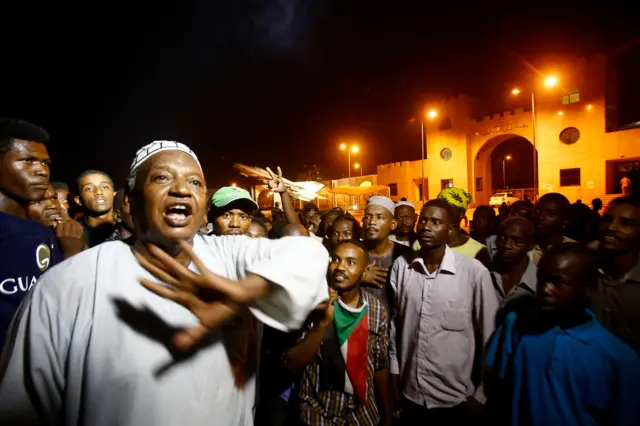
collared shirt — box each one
[529,236,575,266]
[0,235,329,426]
[389,246,499,408]
[590,257,640,354]
[298,291,388,426]
[490,258,537,313]
[485,310,640,426]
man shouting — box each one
[0,140,329,426]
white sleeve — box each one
[214,235,329,332]
[388,259,400,375]
[0,273,67,424]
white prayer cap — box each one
[395,200,415,210]
[366,195,395,215]
[127,140,202,191]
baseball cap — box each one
[212,187,259,211]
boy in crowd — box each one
[75,169,116,247]
[484,243,640,425]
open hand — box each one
[54,218,85,258]
[134,240,270,350]
[362,261,388,288]
[266,166,287,193]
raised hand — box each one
[362,261,388,288]
[133,240,271,350]
[320,288,340,327]
[54,218,86,258]
[266,166,286,193]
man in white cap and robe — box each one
[0,140,329,426]
[361,196,411,313]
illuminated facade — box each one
[376,53,640,207]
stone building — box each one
[376,51,640,207]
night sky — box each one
[1,2,638,190]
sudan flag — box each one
[321,298,369,402]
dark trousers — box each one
[398,399,470,426]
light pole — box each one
[502,155,512,188]
[511,75,558,199]
[354,163,363,176]
[340,143,359,179]
[421,109,438,202]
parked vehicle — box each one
[489,192,519,207]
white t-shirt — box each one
[0,235,329,426]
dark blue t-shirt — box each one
[0,211,62,347]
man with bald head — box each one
[490,216,536,323]
[0,141,329,426]
[281,223,309,237]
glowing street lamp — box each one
[419,109,438,202]
[510,75,559,196]
[503,155,512,188]
[340,143,360,178]
[354,162,363,176]
[544,76,559,88]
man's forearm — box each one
[279,191,300,225]
[375,369,393,417]
[285,323,327,372]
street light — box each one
[511,75,558,198]
[544,76,558,88]
[340,143,360,178]
[354,163,363,176]
[420,109,438,202]
[503,155,512,188]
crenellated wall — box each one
[377,53,640,206]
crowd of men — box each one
[0,116,639,426]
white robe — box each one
[0,235,329,426]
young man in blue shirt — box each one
[0,118,84,347]
[484,242,640,426]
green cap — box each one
[211,186,259,211]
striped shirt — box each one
[298,291,388,425]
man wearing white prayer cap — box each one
[0,140,329,426]
[361,195,411,312]
[390,200,418,247]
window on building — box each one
[388,183,398,196]
[559,127,581,145]
[560,89,581,105]
[438,117,452,131]
[441,179,453,189]
[475,177,483,192]
[560,168,581,187]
